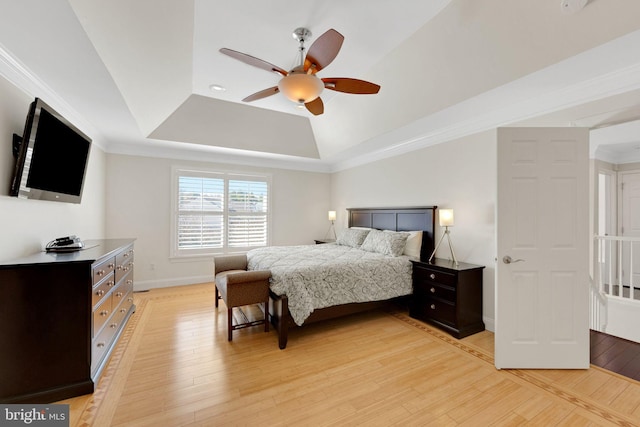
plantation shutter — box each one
[228,179,268,248]
[177,176,224,249]
[174,170,270,255]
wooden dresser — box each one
[410,258,485,339]
[0,239,135,403]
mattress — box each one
[247,243,412,325]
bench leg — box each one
[227,308,233,341]
[264,298,269,333]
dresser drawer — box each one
[115,252,134,284]
[91,316,118,374]
[110,299,130,332]
[93,296,112,337]
[111,276,130,310]
[414,281,456,303]
[413,266,456,287]
[116,245,134,266]
[92,274,115,308]
[92,257,116,286]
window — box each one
[172,168,270,257]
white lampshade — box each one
[278,72,324,103]
[439,209,454,227]
[328,211,337,221]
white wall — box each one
[604,299,640,343]
[331,130,497,330]
[105,153,331,290]
[0,76,106,262]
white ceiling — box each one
[1,0,640,172]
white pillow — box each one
[403,231,423,258]
[382,230,422,258]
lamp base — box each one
[428,227,459,266]
[325,222,336,240]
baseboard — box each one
[483,316,495,333]
[134,275,213,291]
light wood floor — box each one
[58,283,640,426]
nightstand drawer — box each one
[421,297,456,325]
[413,266,456,286]
[414,281,456,303]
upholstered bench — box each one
[213,254,271,341]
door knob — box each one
[503,255,525,264]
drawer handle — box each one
[96,342,105,348]
[96,270,105,276]
[429,273,436,280]
[430,304,436,310]
[117,265,123,271]
[116,292,123,297]
[108,263,115,269]
[120,308,127,313]
[96,289,105,297]
[430,287,435,293]
[128,297,134,302]
[124,252,129,258]
[127,280,133,285]
[110,323,118,329]
[108,280,115,287]
[100,310,109,317]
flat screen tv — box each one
[10,98,91,204]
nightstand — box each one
[410,258,485,339]
[314,239,336,244]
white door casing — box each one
[620,172,640,289]
[496,127,589,369]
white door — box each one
[496,127,589,369]
[620,172,640,289]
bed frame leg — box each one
[277,295,289,349]
[270,292,289,349]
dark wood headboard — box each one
[347,206,437,261]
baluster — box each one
[608,239,613,297]
[631,241,635,301]
[619,239,624,298]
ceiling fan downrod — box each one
[292,27,312,70]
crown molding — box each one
[328,29,640,172]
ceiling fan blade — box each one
[304,29,344,73]
[219,48,287,77]
[242,86,280,102]
[322,78,381,94]
[305,97,324,115]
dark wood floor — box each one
[591,329,640,381]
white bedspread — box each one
[246,244,412,326]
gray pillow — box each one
[336,228,370,247]
[360,229,409,256]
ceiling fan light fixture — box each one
[278,73,324,104]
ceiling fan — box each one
[219,27,381,116]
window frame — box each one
[170,166,271,259]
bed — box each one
[246,207,436,349]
